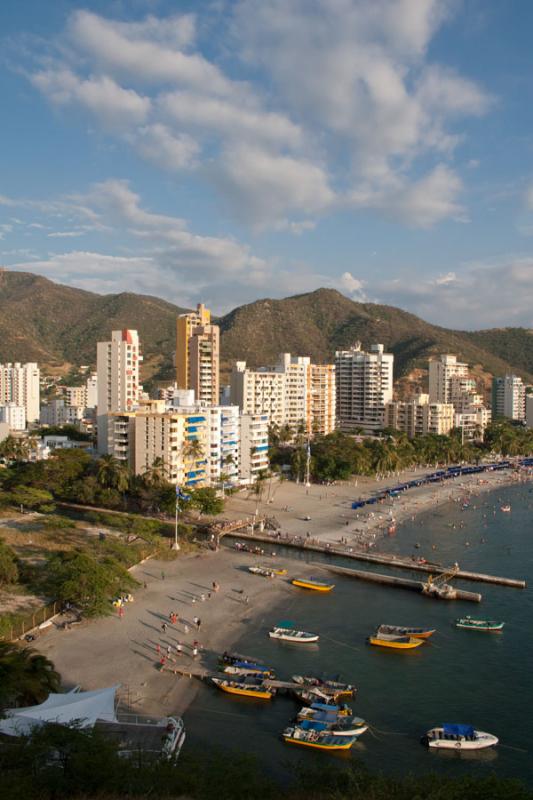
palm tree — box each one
[142,456,169,488]
[96,454,130,492]
[0,643,60,709]
[182,438,205,489]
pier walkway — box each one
[222,529,526,589]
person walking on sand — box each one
[176,641,183,656]
[161,570,165,581]
[166,645,172,657]
[184,623,190,635]
[192,645,198,658]
[195,618,201,631]
[156,643,161,655]
[161,622,167,633]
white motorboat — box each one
[422,724,498,750]
[268,626,319,643]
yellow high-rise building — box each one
[176,303,219,404]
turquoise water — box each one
[183,483,533,784]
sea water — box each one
[182,482,533,784]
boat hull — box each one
[269,628,319,643]
[291,579,334,592]
[424,728,498,750]
[378,625,436,639]
[283,732,356,751]
[212,680,273,700]
[369,636,424,649]
[455,619,504,632]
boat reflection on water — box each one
[431,746,498,762]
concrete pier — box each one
[224,530,526,589]
[316,563,482,602]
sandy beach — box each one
[33,463,530,720]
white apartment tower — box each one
[96,330,143,453]
[276,353,311,431]
[0,362,40,423]
[385,395,454,438]
[335,343,394,433]
[492,375,526,421]
[230,362,285,426]
[239,413,269,483]
[428,355,469,404]
[0,403,26,431]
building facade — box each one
[176,303,219,405]
[492,375,526,421]
[239,413,269,484]
[96,330,143,453]
[0,362,40,423]
[335,343,394,433]
[309,363,336,436]
[0,403,26,431]
[230,362,285,427]
[385,394,454,438]
[428,354,469,404]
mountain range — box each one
[0,269,531,392]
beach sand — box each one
[33,464,530,718]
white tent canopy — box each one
[0,685,119,737]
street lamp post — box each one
[173,497,180,551]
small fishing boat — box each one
[283,726,357,751]
[223,660,275,677]
[369,633,425,649]
[422,723,498,750]
[455,617,505,632]
[377,624,436,639]
[211,678,274,700]
[249,566,275,578]
[271,567,287,576]
[291,577,335,592]
[500,504,511,512]
[296,717,368,738]
[293,688,341,705]
[269,626,319,643]
[297,702,353,720]
[292,675,356,698]
[220,651,264,666]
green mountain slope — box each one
[0,271,531,386]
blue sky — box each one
[1,0,533,328]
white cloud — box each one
[338,272,369,301]
[67,10,235,96]
[213,144,335,227]
[31,69,151,129]
[133,124,199,170]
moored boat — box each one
[455,617,505,632]
[220,651,264,666]
[211,678,274,700]
[249,566,275,578]
[500,504,511,512]
[283,726,357,750]
[223,660,275,677]
[269,626,319,643]
[271,566,288,576]
[422,723,498,750]
[377,624,436,639]
[369,633,425,649]
[292,675,356,698]
[291,577,335,592]
[297,702,353,720]
[296,717,368,738]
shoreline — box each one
[33,466,531,720]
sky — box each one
[1,0,533,329]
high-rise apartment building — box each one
[526,394,533,429]
[96,330,143,453]
[230,354,336,436]
[239,413,269,483]
[0,362,40,423]
[492,375,526,421]
[176,303,219,405]
[230,362,285,427]
[309,364,336,436]
[335,343,393,433]
[385,394,454,438]
[428,355,469,404]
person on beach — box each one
[184,623,190,634]
[166,645,172,657]
[193,616,199,628]
[192,644,198,658]
[196,618,202,631]
[176,642,183,656]
[161,571,165,581]
[161,622,167,633]
[159,656,166,670]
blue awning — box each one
[443,723,474,737]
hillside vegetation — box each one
[0,270,531,386]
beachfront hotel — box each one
[230,361,285,427]
[335,343,394,433]
[429,353,491,440]
[428,354,469,404]
[96,329,143,454]
[175,303,220,405]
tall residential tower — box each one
[176,303,219,405]
[96,329,143,453]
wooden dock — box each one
[315,563,482,602]
[167,665,310,692]
[224,530,525,589]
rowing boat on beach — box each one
[455,617,505,632]
[377,624,436,639]
[248,566,275,578]
[291,577,335,592]
[369,633,425,649]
